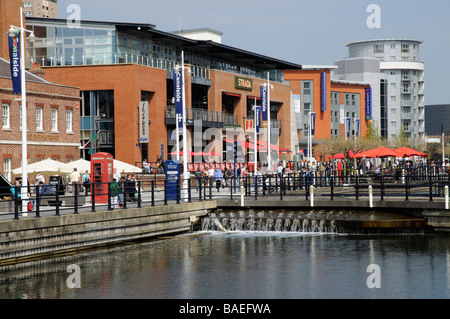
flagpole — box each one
[267,72,271,172]
[254,97,257,175]
[20,7,28,214]
[181,50,188,191]
[176,114,180,161]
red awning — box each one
[250,140,292,153]
[224,138,264,151]
[223,92,242,98]
[395,147,429,157]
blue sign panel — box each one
[365,87,372,120]
[255,106,261,134]
[165,160,180,200]
[310,112,316,136]
[320,72,327,112]
[346,118,351,139]
[260,85,268,121]
[8,32,21,95]
[172,68,183,130]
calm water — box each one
[1,228,450,299]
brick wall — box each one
[0,76,81,181]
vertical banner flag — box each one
[139,101,149,143]
[355,119,360,137]
[345,118,351,139]
[365,87,372,120]
[255,106,261,134]
[8,31,21,95]
[320,72,327,112]
[260,85,268,121]
[172,68,183,130]
[310,112,316,136]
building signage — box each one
[235,76,253,91]
[173,68,183,130]
[355,119,360,137]
[245,119,254,132]
[365,87,372,120]
[139,101,149,143]
[8,31,21,95]
[320,72,327,112]
[340,105,345,124]
[310,112,316,136]
[260,85,268,121]
[345,117,351,139]
[255,106,261,134]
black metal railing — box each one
[2,169,449,221]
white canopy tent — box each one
[12,158,67,174]
[60,158,90,173]
[60,158,142,174]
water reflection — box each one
[1,231,450,299]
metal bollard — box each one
[240,186,244,207]
[310,185,314,207]
[369,185,373,208]
[445,185,449,210]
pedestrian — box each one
[118,176,126,207]
[124,174,136,202]
[195,168,203,191]
[214,168,223,192]
[82,170,90,195]
[69,168,80,194]
[110,177,121,209]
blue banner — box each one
[8,32,21,95]
[310,112,316,136]
[346,118,351,139]
[365,87,372,120]
[255,106,261,134]
[320,72,327,112]
[260,85,268,121]
[172,68,183,130]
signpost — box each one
[165,160,180,200]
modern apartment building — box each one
[22,0,58,18]
[333,39,425,140]
[23,17,300,166]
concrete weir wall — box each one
[0,201,216,266]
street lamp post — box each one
[9,7,35,214]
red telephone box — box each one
[90,152,114,203]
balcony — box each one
[165,106,238,128]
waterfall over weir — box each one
[201,209,428,234]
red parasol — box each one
[354,147,403,158]
[395,147,429,157]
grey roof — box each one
[345,39,423,46]
[26,17,302,71]
[0,57,49,83]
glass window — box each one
[36,107,43,131]
[2,104,10,129]
[66,110,73,133]
[3,158,11,182]
[51,108,58,132]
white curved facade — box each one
[334,39,425,139]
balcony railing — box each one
[165,106,238,126]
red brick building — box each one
[0,58,81,181]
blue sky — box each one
[57,0,450,105]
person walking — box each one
[214,168,223,192]
[195,168,203,192]
[110,177,121,209]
